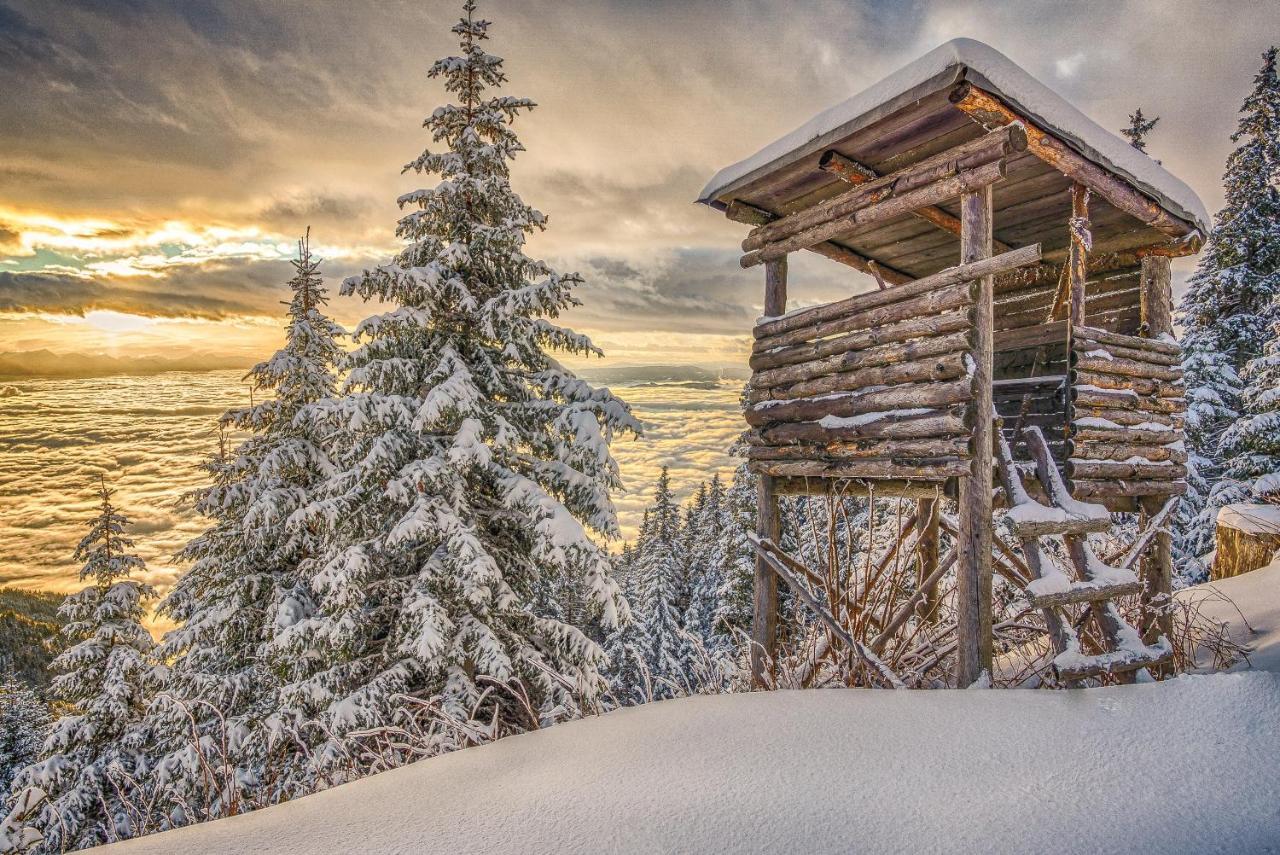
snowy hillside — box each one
[93,569,1280,854]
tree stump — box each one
[1212,504,1280,580]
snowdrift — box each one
[97,571,1280,855]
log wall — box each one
[1066,325,1188,502]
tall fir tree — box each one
[630,469,686,697]
[148,233,346,814]
[1177,46,1280,566]
[1121,107,1159,153]
[13,478,154,851]
[1215,304,1280,502]
[286,0,638,770]
[684,474,729,655]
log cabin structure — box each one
[698,40,1210,688]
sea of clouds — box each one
[0,370,743,602]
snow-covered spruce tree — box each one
[684,475,728,655]
[1121,107,1159,153]
[1216,304,1280,503]
[0,673,48,794]
[630,468,687,698]
[13,478,154,851]
[148,233,346,816]
[286,0,638,771]
[1176,46,1280,568]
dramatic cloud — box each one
[1,0,1273,354]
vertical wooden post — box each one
[915,497,940,624]
[1068,183,1090,330]
[752,256,787,687]
[1139,254,1175,662]
[956,185,994,687]
[1140,255,1173,338]
[763,256,788,317]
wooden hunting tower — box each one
[698,40,1209,688]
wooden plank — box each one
[955,182,994,687]
[759,408,968,444]
[752,350,968,403]
[751,328,969,390]
[1070,479,1189,498]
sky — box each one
[0,0,1276,372]
[0,1,1277,599]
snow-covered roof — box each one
[698,38,1210,235]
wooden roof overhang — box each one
[700,56,1207,338]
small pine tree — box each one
[149,232,346,813]
[632,469,686,697]
[1121,107,1159,153]
[1177,46,1280,565]
[287,0,638,770]
[0,673,48,794]
[13,478,155,851]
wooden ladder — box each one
[994,423,1172,684]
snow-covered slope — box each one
[1179,552,1280,673]
[97,656,1280,852]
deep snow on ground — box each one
[1179,553,1280,674]
[97,565,1280,855]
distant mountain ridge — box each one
[571,363,750,387]
[0,587,64,690]
[0,349,252,378]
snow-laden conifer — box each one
[1177,46,1280,564]
[288,1,637,768]
[1120,107,1159,153]
[13,478,154,851]
[630,469,686,696]
[149,233,346,812]
[684,475,729,655]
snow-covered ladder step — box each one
[1002,511,1113,540]
[994,419,1170,685]
[1052,642,1173,683]
[1024,578,1144,609]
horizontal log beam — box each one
[750,310,971,372]
[754,351,967,404]
[746,438,970,461]
[751,334,969,399]
[1067,459,1188,480]
[743,125,1024,253]
[949,82,1201,241]
[1072,340,1182,367]
[770,477,946,498]
[1065,440,1187,464]
[742,160,1006,267]
[1071,354,1184,382]
[759,409,968,444]
[1070,408,1183,430]
[725,199,913,285]
[754,243,1042,341]
[745,378,972,428]
[1070,370,1184,397]
[818,148,1015,252]
[1072,425,1182,445]
[755,281,976,352]
[1071,387,1187,414]
[1074,324,1181,356]
[750,459,971,480]
[1070,479,1189,499]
